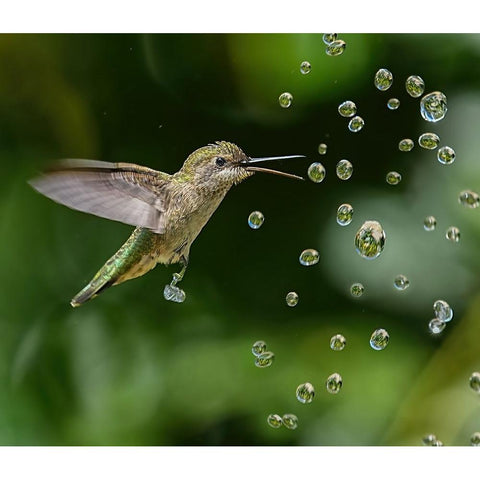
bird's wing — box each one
[29,159,172,234]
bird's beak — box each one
[241,154,305,181]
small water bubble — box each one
[433,440,444,446]
[330,334,346,351]
[355,220,386,260]
[318,143,328,155]
[286,291,299,307]
[370,328,389,350]
[418,132,440,150]
[255,351,275,368]
[350,282,365,297]
[423,216,437,231]
[394,274,410,291]
[322,33,337,45]
[282,413,298,430]
[348,116,364,133]
[398,138,414,152]
[437,146,455,165]
[336,203,354,226]
[300,61,311,75]
[420,91,447,122]
[470,432,480,446]
[299,248,319,266]
[326,373,343,394]
[446,226,460,243]
[429,318,446,334]
[338,100,357,118]
[386,171,402,186]
[279,92,293,108]
[422,434,438,446]
[296,382,315,404]
[458,190,480,208]
[163,284,186,303]
[387,98,400,110]
[469,372,480,393]
[325,39,346,56]
[307,162,326,183]
[267,414,283,428]
[252,340,267,356]
[405,75,425,98]
[374,68,393,91]
[433,300,453,322]
[336,159,353,180]
[248,211,264,229]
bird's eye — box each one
[215,157,226,167]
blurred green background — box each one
[1,33,480,446]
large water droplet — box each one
[296,382,315,403]
[248,211,264,229]
[433,299,453,322]
[336,159,353,180]
[398,138,414,152]
[469,372,480,393]
[307,162,326,183]
[322,33,337,45]
[338,100,357,117]
[386,171,402,186]
[282,413,298,430]
[350,282,365,297]
[318,143,328,155]
[255,351,275,368]
[418,132,440,150]
[299,249,319,266]
[387,98,400,110]
[326,373,343,394]
[420,91,447,122]
[285,291,299,307]
[446,226,460,243]
[370,328,389,350]
[348,116,365,133]
[252,340,267,356]
[330,334,346,351]
[471,432,480,446]
[423,216,437,231]
[437,146,455,165]
[336,203,354,226]
[355,220,386,260]
[325,39,346,56]
[300,61,311,75]
[163,284,186,303]
[429,318,446,334]
[405,75,425,98]
[394,274,410,291]
[374,68,393,91]
[279,92,293,108]
[459,190,480,208]
[267,414,283,428]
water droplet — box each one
[322,33,337,45]
[300,61,311,75]
[336,159,353,180]
[348,116,365,133]
[398,138,414,152]
[471,432,480,446]
[318,143,328,155]
[433,299,453,322]
[248,211,264,229]
[423,216,437,231]
[350,282,365,297]
[374,68,393,91]
[307,162,326,183]
[296,382,315,404]
[422,434,438,446]
[370,328,389,350]
[330,334,346,351]
[418,132,440,150]
[338,100,357,118]
[386,171,402,185]
[446,226,460,243]
[267,414,283,428]
[405,75,425,98]
[437,146,455,165]
[355,220,386,260]
[286,291,299,307]
[429,318,446,334]
[163,284,186,303]
[325,39,346,56]
[252,340,267,356]
[387,98,400,110]
[459,190,480,208]
[433,440,444,446]
[299,249,319,266]
[279,92,293,108]
[420,91,447,122]
[326,373,343,394]
[282,413,298,430]
[470,372,480,393]
[336,203,354,226]
[255,351,275,368]
[394,274,410,291]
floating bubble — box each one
[322,33,337,45]
[163,284,186,303]
[429,318,446,334]
[255,351,275,368]
[355,220,386,260]
[398,138,414,152]
[458,190,480,208]
[325,39,346,56]
[418,132,440,150]
[370,328,389,350]
[437,146,455,165]
[330,334,346,351]
[422,434,438,446]
[299,248,319,266]
[405,75,425,98]
[252,340,267,356]
[471,432,480,446]
[282,414,298,430]
[338,100,357,118]
[336,159,353,180]
[374,68,393,91]
[394,274,410,291]
[279,92,293,108]
[348,116,365,133]
[446,226,460,243]
[387,98,400,110]
[469,372,480,393]
[248,211,265,229]
[386,171,402,186]
[300,61,311,75]
[296,382,315,404]
[307,162,326,183]
[423,216,437,231]
[433,299,453,322]
[286,291,299,307]
[336,203,354,226]
[350,282,365,297]
[420,91,447,122]
[326,373,343,394]
[318,143,328,155]
[267,414,283,428]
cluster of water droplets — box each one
[267,413,298,430]
[323,33,346,57]
[251,340,275,368]
[428,299,454,335]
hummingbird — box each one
[29,141,304,307]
